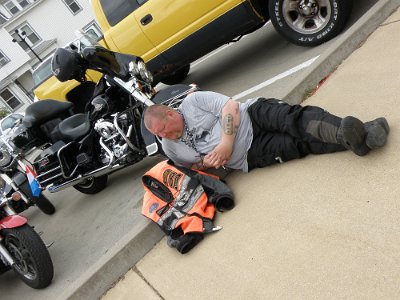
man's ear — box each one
[166,110,174,118]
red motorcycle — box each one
[0,180,53,289]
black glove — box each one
[175,232,203,254]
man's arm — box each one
[203,99,240,169]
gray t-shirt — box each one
[162,91,256,172]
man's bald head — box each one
[144,104,173,130]
[144,104,184,140]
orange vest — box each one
[142,160,223,234]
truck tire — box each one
[161,65,191,85]
[269,0,352,47]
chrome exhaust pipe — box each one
[47,163,125,193]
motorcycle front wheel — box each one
[19,182,56,215]
[2,225,54,289]
[73,175,108,194]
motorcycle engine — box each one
[94,119,115,140]
[94,119,129,162]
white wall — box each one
[0,29,31,82]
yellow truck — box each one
[34,0,352,110]
[90,0,352,85]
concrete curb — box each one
[61,1,400,299]
[284,0,400,105]
[61,219,164,300]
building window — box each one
[0,12,7,25]
[3,0,34,15]
[83,21,102,40]
[63,0,82,15]
[4,0,20,15]
[17,0,30,8]
[11,24,41,52]
[0,89,22,110]
[0,50,10,68]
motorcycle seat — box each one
[23,100,74,128]
[58,113,90,142]
[152,84,194,104]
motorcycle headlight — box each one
[138,61,153,84]
[129,61,139,75]
[130,60,153,84]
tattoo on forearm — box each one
[223,114,234,135]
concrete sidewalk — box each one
[102,5,400,300]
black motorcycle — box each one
[9,42,198,195]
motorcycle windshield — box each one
[82,47,140,81]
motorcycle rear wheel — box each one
[73,175,108,194]
[19,182,56,215]
[2,225,54,289]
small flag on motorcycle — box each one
[26,165,41,198]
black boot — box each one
[364,117,389,149]
[337,116,370,156]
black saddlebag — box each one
[34,141,66,185]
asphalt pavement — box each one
[101,2,400,300]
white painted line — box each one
[232,55,320,100]
[192,44,231,67]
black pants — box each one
[247,98,346,171]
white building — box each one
[0,0,101,113]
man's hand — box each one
[203,141,233,169]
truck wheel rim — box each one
[282,0,332,35]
